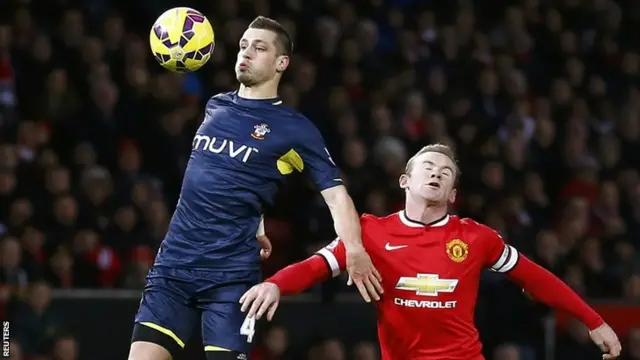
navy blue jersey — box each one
[154,91,342,270]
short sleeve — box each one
[298,126,342,191]
[315,238,347,277]
[480,225,520,273]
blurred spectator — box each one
[352,341,378,360]
[8,341,23,360]
[51,335,79,360]
[556,319,603,360]
[493,344,521,360]
[320,338,346,360]
[119,245,153,289]
[624,328,640,360]
[10,282,65,357]
[0,236,29,298]
[250,326,290,360]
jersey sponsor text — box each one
[394,298,458,309]
[192,134,259,163]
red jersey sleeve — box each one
[478,224,520,273]
[267,214,373,296]
[314,238,347,277]
[472,220,604,330]
[266,238,347,296]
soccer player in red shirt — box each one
[240,144,621,360]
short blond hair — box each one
[404,143,460,184]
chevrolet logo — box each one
[395,274,459,296]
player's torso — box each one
[189,95,299,183]
[365,213,487,360]
[157,93,303,270]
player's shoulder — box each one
[205,91,234,106]
[273,111,326,146]
[358,213,395,249]
[455,216,500,240]
[277,107,318,130]
[457,216,491,230]
[211,91,235,101]
[360,212,399,226]
[359,212,408,237]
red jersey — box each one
[269,211,603,359]
[315,212,518,360]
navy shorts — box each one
[134,266,261,354]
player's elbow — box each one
[321,185,353,211]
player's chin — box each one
[421,190,443,203]
[236,72,254,85]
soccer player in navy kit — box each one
[128,16,383,360]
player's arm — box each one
[239,239,347,320]
[482,227,622,359]
[269,238,346,295]
[297,125,382,301]
[293,127,361,252]
[483,229,603,327]
[321,185,364,250]
[322,186,383,300]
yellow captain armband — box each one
[276,149,304,175]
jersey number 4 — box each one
[240,315,255,343]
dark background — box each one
[1,0,639,359]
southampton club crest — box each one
[251,123,270,140]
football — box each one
[149,7,215,73]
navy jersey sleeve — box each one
[298,125,342,191]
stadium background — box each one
[1,0,639,359]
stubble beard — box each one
[237,71,258,87]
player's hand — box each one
[345,245,383,302]
[257,234,272,260]
[589,323,622,359]
[239,282,280,321]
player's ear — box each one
[276,55,289,73]
[399,173,410,190]
[448,188,457,204]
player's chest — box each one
[195,107,293,162]
[371,232,483,296]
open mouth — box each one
[427,182,441,189]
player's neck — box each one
[238,82,279,100]
[404,197,448,225]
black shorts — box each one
[132,267,260,356]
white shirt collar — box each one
[398,210,450,228]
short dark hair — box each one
[405,143,461,184]
[248,16,293,56]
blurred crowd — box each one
[1,0,640,359]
